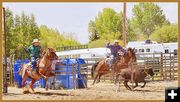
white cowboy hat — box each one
[114,40,119,43]
[32,39,40,43]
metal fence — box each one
[6,52,178,87]
[79,52,178,81]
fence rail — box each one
[56,45,88,51]
[79,53,178,81]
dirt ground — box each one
[3,80,178,100]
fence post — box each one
[172,54,175,80]
[3,7,8,93]
[169,53,172,79]
[164,55,167,80]
[152,53,154,81]
[160,52,164,80]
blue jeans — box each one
[109,55,115,69]
[31,57,38,69]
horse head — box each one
[44,48,58,60]
[127,47,136,63]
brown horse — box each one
[115,67,154,91]
[91,48,136,85]
[19,48,58,93]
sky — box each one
[3,2,178,44]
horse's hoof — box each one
[45,88,48,91]
[29,89,35,93]
[140,86,145,88]
[133,86,137,88]
[23,90,29,94]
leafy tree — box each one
[95,8,123,39]
[39,25,80,50]
[132,3,170,38]
[29,14,41,40]
[126,19,137,41]
[4,8,14,57]
[88,8,136,46]
[88,20,99,41]
[150,24,178,43]
[3,8,80,58]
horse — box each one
[115,67,154,91]
[91,48,136,85]
[18,48,58,93]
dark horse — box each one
[18,48,58,93]
[91,48,136,85]
[115,67,154,91]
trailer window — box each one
[135,49,137,53]
[165,49,169,53]
[142,49,144,52]
[139,49,144,52]
[146,48,150,52]
[174,49,177,55]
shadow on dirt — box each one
[34,92,70,96]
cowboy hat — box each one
[114,39,119,43]
[32,39,40,43]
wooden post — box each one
[3,7,8,93]
[169,53,172,79]
[164,55,167,80]
[172,54,175,80]
[152,53,154,81]
[122,2,126,47]
[160,52,164,80]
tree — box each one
[88,20,99,41]
[150,24,178,43]
[132,3,170,39]
[4,8,14,57]
[39,25,80,49]
[95,8,123,39]
[29,14,41,40]
[88,8,137,46]
[126,19,137,41]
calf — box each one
[115,67,154,91]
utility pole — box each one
[3,7,8,93]
[122,2,126,47]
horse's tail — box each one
[91,61,100,78]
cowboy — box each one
[106,40,126,70]
[27,39,42,70]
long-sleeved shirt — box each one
[28,45,41,58]
[106,43,125,57]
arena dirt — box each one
[3,80,177,100]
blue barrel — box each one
[77,58,86,65]
[78,74,87,88]
[41,79,46,88]
[55,74,77,89]
[14,60,23,88]
[53,58,87,89]
[23,59,30,64]
[68,74,77,89]
[61,58,77,65]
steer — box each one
[115,67,154,91]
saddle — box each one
[26,58,40,72]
